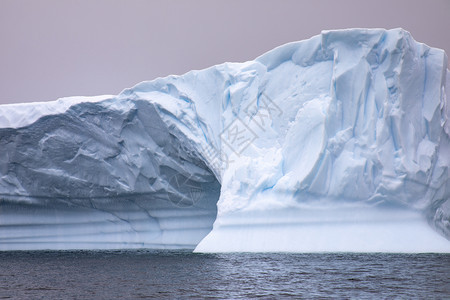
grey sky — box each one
[1,0,449,104]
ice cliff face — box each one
[0,28,449,252]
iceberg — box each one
[0,28,449,252]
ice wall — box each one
[0,28,449,252]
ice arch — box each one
[0,28,449,252]
[0,99,221,250]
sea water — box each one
[0,250,448,299]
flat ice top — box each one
[0,95,114,128]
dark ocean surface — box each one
[0,250,448,299]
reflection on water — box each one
[0,250,449,299]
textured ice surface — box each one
[0,28,449,252]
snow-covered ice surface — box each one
[0,28,449,252]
